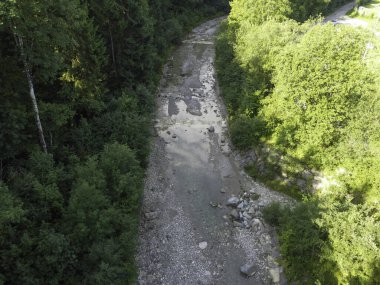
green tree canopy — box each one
[229,0,292,28]
[262,24,374,165]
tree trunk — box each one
[25,64,48,153]
[15,35,48,153]
[109,26,116,72]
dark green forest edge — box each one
[0,1,228,284]
[216,0,380,284]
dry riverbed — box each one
[137,17,292,285]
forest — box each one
[216,0,380,284]
[0,0,228,283]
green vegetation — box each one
[0,0,228,283]
[349,0,380,34]
[216,0,380,283]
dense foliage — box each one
[217,0,380,283]
[0,0,227,283]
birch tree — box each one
[0,0,80,152]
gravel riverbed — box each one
[136,17,292,285]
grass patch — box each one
[347,0,380,21]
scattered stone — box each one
[248,207,256,215]
[208,126,215,133]
[240,263,256,277]
[221,138,225,143]
[243,212,252,219]
[220,188,226,193]
[146,275,155,284]
[226,196,239,207]
[166,131,171,135]
[301,170,314,180]
[199,241,208,250]
[251,219,263,229]
[210,201,222,208]
[237,202,244,209]
[296,178,307,189]
[172,134,177,138]
[268,255,279,266]
[250,193,260,200]
[144,212,159,221]
[230,209,239,220]
[233,221,244,228]
[186,107,202,116]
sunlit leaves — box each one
[262,24,374,165]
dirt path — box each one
[324,1,369,27]
[136,17,292,285]
[324,1,356,22]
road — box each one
[137,17,291,285]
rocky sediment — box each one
[137,17,293,285]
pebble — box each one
[199,241,208,249]
[226,196,239,207]
[144,212,159,221]
[243,212,252,219]
[233,221,244,228]
[230,209,239,220]
[240,263,257,277]
[248,207,256,215]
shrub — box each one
[230,117,267,150]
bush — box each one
[263,202,283,226]
[264,201,326,283]
[230,117,266,150]
[220,1,380,284]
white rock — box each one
[226,197,239,207]
[270,268,280,283]
[199,241,208,249]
